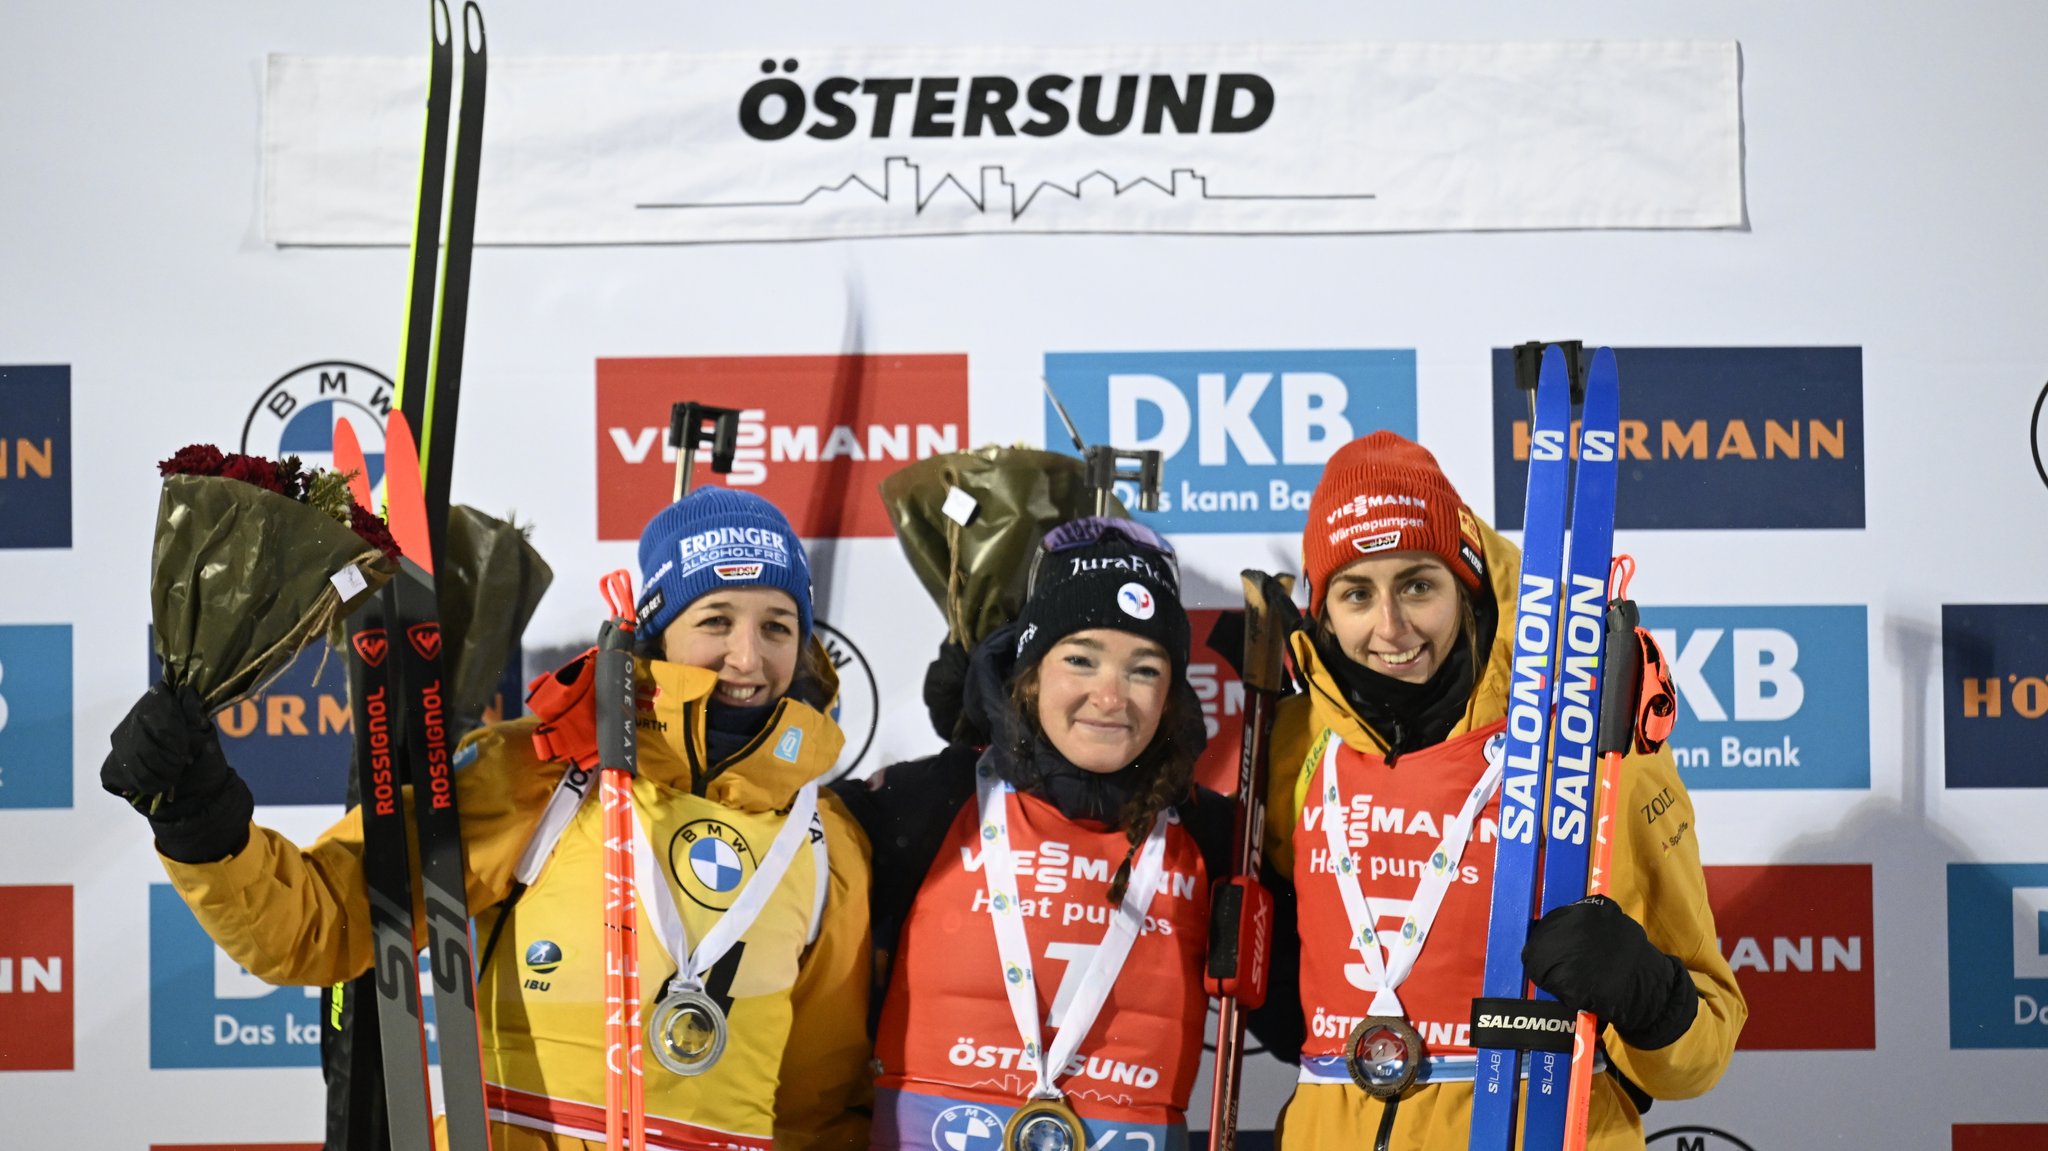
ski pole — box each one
[1203,571,1294,1150]
[598,570,645,1151]
[1561,558,1644,1151]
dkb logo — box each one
[1948,864,2048,1049]
[1042,350,1417,533]
[0,625,71,809]
[1640,606,1869,790]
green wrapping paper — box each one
[149,474,395,711]
[879,446,1124,648]
[437,504,553,729]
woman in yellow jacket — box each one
[102,488,872,1150]
[1264,431,1744,1150]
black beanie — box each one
[1011,522,1189,680]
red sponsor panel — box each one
[595,355,970,541]
[1703,863,1874,1049]
[1954,1125,2048,1151]
[1186,609,1247,797]
[0,885,73,1070]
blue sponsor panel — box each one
[149,885,439,1067]
[1639,606,1869,790]
[1942,604,2048,788]
[0,624,73,809]
[1491,347,1864,530]
[1042,350,1417,533]
[0,365,73,548]
[1948,863,2048,1049]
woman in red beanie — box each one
[1262,431,1744,1150]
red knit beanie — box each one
[1303,430,1486,616]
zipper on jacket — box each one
[682,701,707,795]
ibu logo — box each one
[773,726,804,762]
[148,886,439,1068]
[0,625,72,809]
[1948,863,2048,1048]
[1942,604,2048,788]
[1042,350,1417,533]
[1640,605,1870,790]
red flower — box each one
[349,503,403,561]
[220,453,289,496]
[158,444,226,477]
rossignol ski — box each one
[331,2,493,1143]
[336,421,437,1151]
[1467,344,1575,1151]
[1520,348,1622,1151]
[383,412,496,1151]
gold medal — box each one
[646,984,729,1077]
[1344,1015,1424,1098]
[1003,1095,1085,1151]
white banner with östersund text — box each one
[263,40,1743,245]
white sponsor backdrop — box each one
[3,2,2047,1148]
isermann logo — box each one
[596,355,969,540]
[1491,347,1865,531]
[738,62,1274,141]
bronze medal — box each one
[646,984,729,1077]
[1003,1095,1086,1151]
[1344,1015,1424,1099]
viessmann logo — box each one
[0,885,72,1071]
[1491,347,1864,530]
[596,355,969,540]
[1704,864,1873,1050]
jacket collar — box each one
[632,641,845,813]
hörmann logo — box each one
[1942,604,2048,788]
[1491,347,1865,530]
[0,885,72,1071]
[0,625,72,810]
[1705,864,1873,1050]
[1042,350,1417,533]
[0,364,72,549]
[1641,606,1870,790]
[597,355,969,540]
[738,61,1275,141]
[1948,863,2048,1049]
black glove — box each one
[922,639,972,743]
[1522,895,1699,1051]
[102,681,253,863]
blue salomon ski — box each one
[1468,345,1574,1150]
[1520,348,1622,1150]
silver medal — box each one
[646,984,729,1077]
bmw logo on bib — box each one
[670,819,759,911]
[930,1103,1004,1151]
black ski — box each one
[419,1,488,555]
[337,423,438,1151]
[383,413,495,1151]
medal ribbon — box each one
[975,763,1169,1102]
[1315,735,1502,1017]
[631,781,821,993]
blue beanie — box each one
[635,488,813,644]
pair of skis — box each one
[331,3,492,1150]
[1468,345,1625,1151]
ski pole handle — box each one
[1597,600,1643,759]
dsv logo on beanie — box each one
[1118,582,1156,620]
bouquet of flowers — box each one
[438,504,553,734]
[150,444,400,711]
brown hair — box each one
[1009,664,1199,904]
